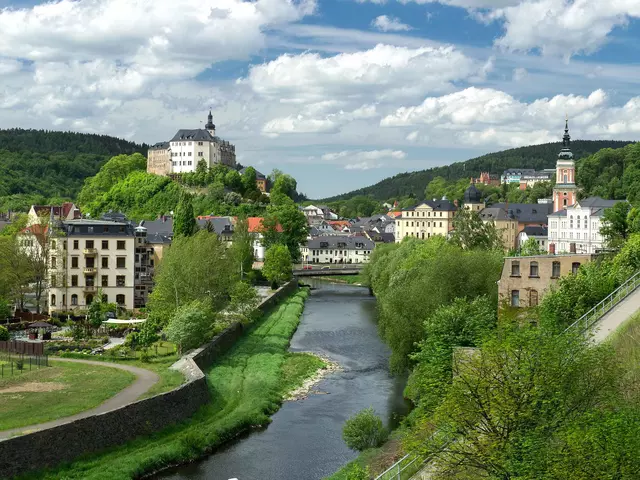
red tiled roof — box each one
[247,217,282,233]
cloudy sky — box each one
[1,0,640,198]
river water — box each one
[159,280,409,480]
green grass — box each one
[22,289,314,480]
[280,352,326,395]
[0,361,135,431]
[317,274,367,285]
[609,309,640,403]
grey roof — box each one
[196,217,234,235]
[307,235,375,250]
[170,129,215,142]
[479,207,512,221]
[366,231,395,243]
[503,168,536,176]
[521,226,548,237]
[239,167,266,180]
[61,219,134,236]
[464,184,482,203]
[490,202,553,223]
[149,141,170,150]
[101,211,128,223]
[141,217,174,236]
[576,197,621,209]
[147,233,172,244]
[402,199,457,214]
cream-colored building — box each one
[462,184,485,212]
[146,111,236,176]
[48,219,135,313]
[395,199,457,242]
[478,207,518,251]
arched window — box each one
[529,290,539,307]
[116,294,125,305]
[71,294,78,306]
[50,294,56,306]
[86,294,94,305]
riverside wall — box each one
[0,281,298,479]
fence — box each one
[0,340,44,356]
[0,351,49,378]
[565,269,640,334]
[374,454,428,480]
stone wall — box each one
[0,280,299,478]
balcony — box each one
[83,267,97,275]
[83,285,96,293]
[83,248,97,256]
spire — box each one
[205,109,216,134]
[563,114,570,148]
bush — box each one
[0,325,8,341]
[342,407,388,452]
[346,463,370,480]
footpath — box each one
[0,358,159,440]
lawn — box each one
[609,309,640,403]
[24,289,317,480]
[0,360,136,431]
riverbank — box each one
[314,274,366,286]
[19,289,318,480]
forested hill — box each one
[0,129,148,212]
[322,140,633,202]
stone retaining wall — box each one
[0,280,298,479]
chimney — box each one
[549,243,556,255]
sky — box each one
[1,0,640,198]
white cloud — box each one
[243,43,479,104]
[262,104,378,136]
[371,15,412,32]
[321,149,406,170]
[397,0,520,7]
[512,67,528,82]
[487,0,640,58]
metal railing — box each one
[374,453,428,480]
[564,269,640,334]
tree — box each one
[449,209,503,251]
[262,199,308,262]
[230,217,254,279]
[0,236,33,310]
[342,407,388,451]
[148,230,236,324]
[600,201,632,249]
[0,298,10,321]
[270,172,297,202]
[416,325,620,480]
[241,167,258,196]
[174,190,197,237]
[164,300,213,354]
[228,281,259,323]
[0,325,8,341]
[520,236,543,256]
[224,169,243,193]
[262,244,292,288]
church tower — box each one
[552,117,577,212]
[205,110,216,136]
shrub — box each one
[342,407,388,452]
[346,463,370,480]
[0,325,8,341]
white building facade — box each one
[302,236,375,264]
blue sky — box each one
[1,0,640,199]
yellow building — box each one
[462,184,485,212]
[395,199,457,242]
[478,207,518,251]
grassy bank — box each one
[609,309,640,402]
[316,274,367,285]
[22,289,314,480]
[0,361,135,431]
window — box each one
[198,151,203,157]
[86,276,94,287]
[439,222,442,227]
[511,290,520,307]
[511,261,520,276]
[529,261,539,277]
[51,275,57,287]
[116,294,125,305]
[86,295,93,305]
[188,152,192,156]
[117,240,125,250]
[52,240,57,249]
[50,294,56,306]
[71,275,78,287]
[529,290,538,307]
[72,256,79,268]
[117,257,126,268]
[552,261,561,278]
[572,262,581,275]
[85,240,94,249]
[63,241,67,250]
[102,275,108,287]
[86,257,95,268]
[88,227,94,234]
[71,294,78,306]
[102,257,109,268]
[103,226,109,233]
[51,256,57,268]
[73,240,79,249]
[116,275,125,287]
[102,240,109,249]
[62,294,66,306]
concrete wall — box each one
[0,280,299,479]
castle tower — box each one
[463,183,485,212]
[205,110,216,136]
[552,117,577,212]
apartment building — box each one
[302,235,375,264]
[48,219,135,313]
[395,199,457,242]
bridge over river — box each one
[292,265,364,276]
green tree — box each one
[148,230,236,324]
[165,300,213,354]
[262,199,308,262]
[0,325,9,341]
[241,167,258,196]
[270,172,297,202]
[224,169,243,193]
[262,244,292,288]
[520,236,544,256]
[600,201,632,249]
[230,217,254,279]
[0,298,10,321]
[342,407,388,451]
[174,190,197,237]
[450,209,503,251]
[228,281,259,323]
[0,236,33,310]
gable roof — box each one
[521,225,548,237]
[490,202,553,223]
[307,235,375,250]
[479,207,512,221]
[170,129,214,142]
[246,217,283,233]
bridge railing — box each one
[564,269,640,334]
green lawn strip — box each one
[280,352,326,395]
[21,289,315,480]
[608,309,640,401]
[0,361,135,431]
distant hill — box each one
[0,129,148,211]
[321,140,634,202]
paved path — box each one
[590,286,640,343]
[0,358,160,440]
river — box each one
[158,280,409,480]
